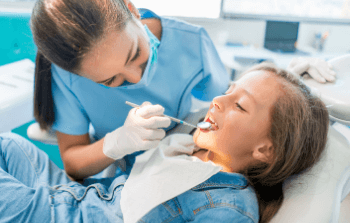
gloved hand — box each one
[103,102,171,160]
[287,57,336,83]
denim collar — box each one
[191,172,248,190]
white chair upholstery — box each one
[27,122,58,145]
[27,122,96,145]
[270,124,350,223]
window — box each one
[0,0,35,12]
[221,0,350,23]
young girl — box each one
[30,0,230,179]
[0,63,329,222]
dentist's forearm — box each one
[56,132,115,180]
[64,140,115,179]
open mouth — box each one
[205,116,219,131]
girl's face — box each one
[79,20,150,87]
[193,70,282,163]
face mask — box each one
[99,24,160,89]
[100,83,110,89]
[143,25,160,66]
[99,80,132,89]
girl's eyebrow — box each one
[242,89,256,104]
[231,83,257,105]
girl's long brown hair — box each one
[241,63,329,223]
[30,0,132,130]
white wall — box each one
[298,23,350,53]
[179,17,350,54]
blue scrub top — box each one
[51,9,229,140]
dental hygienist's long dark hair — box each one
[241,63,329,223]
[31,0,132,130]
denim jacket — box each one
[0,133,259,223]
[139,171,259,223]
[50,171,259,223]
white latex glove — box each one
[287,57,336,83]
[103,102,171,160]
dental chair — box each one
[27,54,350,222]
[268,54,350,223]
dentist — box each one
[31,0,230,180]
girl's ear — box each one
[252,140,274,164]
[124,1,141,19]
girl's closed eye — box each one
[236,103,246,111]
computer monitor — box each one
[264,20,299,52]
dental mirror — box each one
[197,122,212,130]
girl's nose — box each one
[212,96,225,112]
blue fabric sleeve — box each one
[191,28,230,101]
[51,65,90,135]
[139,8,160,20]
[192,208,256,223]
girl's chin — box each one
[193,135,214,151]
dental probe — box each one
[125,101,197,129]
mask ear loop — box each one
[120,0,133,18]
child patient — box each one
[0,63,329,223]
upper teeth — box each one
[209,117,218,126]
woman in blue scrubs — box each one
[31,0,230,180]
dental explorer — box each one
[125,101,213,130]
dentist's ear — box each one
[123,0,130,6]
[123,0,141,19]
[252,141,274,164]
